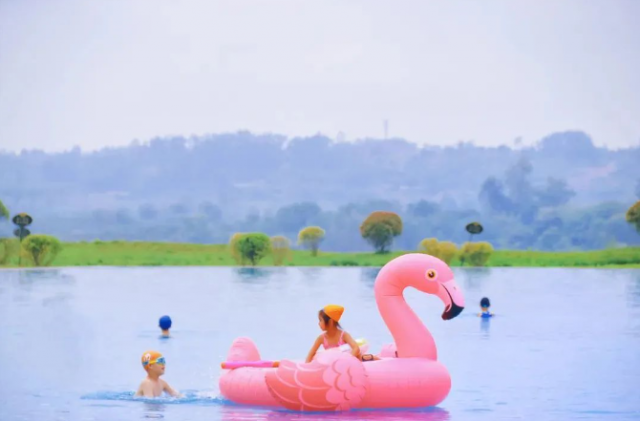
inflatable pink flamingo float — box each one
[219,253,465,411]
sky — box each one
[1,0,639,152]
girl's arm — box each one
[342,332,361,359]
[305,335,323,363]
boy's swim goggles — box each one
[143,357,166,366]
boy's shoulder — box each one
[139,377,152,387]
[136,377,153,395]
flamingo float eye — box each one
[426,269,437,280]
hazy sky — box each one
[1,0,639,152]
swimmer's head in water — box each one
[480,297,491,310]
[159,315,172,330]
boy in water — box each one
[477,297,494,318]
[135,351,181,398]
[159,315,172,338]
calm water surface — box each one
[1,267,639,421]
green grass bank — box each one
[1,241,640,268]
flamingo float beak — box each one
[436,278,465,320]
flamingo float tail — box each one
[219,337,279,407]
[225,337,261,362]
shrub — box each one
[418,238,458,264]
[228,233,245,264]
[0,238,19,265]
[459,242,494,266]
[271,235,291,266]
[21,234,63,266]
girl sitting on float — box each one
[305,304,379,363]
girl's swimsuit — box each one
[323,331,376,362]
[322,330,346,349]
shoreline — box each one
[1,241,639,269]
[1,264,639,270]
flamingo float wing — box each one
[265,351,369,411]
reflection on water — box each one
[458,268,492,292]
[234,268,273,283]
[298,267,324,281]
[19,268,74,283]
[626,271,640,309]
[41,292,73,307]
[358,265,496,293]
[143,401,166,419]
[480,318,490,338]
[4,269,76,304]
[219,405,450,421]
[360,268,381,286]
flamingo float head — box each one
[376,253,465,320]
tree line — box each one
[228,211,496,267]
[1,130,638,218]
[1,197,639,267]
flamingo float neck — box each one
[374,267,437,360]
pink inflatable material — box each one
[221,360,279,369]
[219,253,465,411]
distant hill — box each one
[1,130,639,251]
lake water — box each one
[0,266,639,421]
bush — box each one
[417,238,458,264]
[228,233,245,264]
[0,238,19,265]
[418,238,439,255]
[230,233,271,266]
[459,242,494,266]
[271,235,291,266]
[438,242,459,264]
[21,235,63,267]
[298,226,325,256]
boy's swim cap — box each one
[159,315,172,330]
[323,304,344,322]
[141,350,164,367]
[480,297,490,308]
